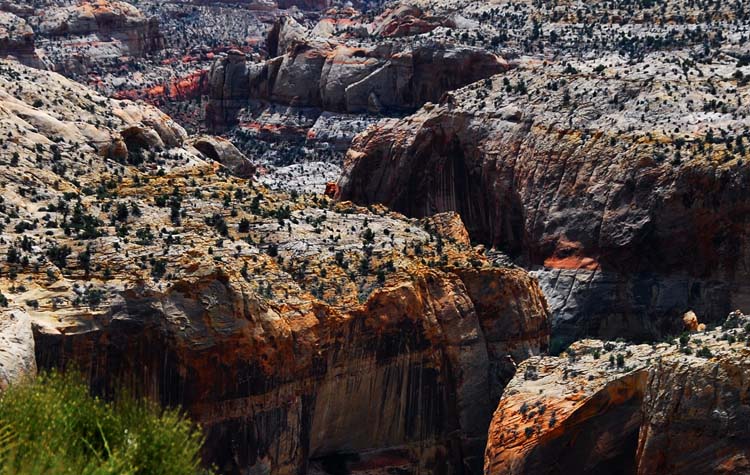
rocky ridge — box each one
[485,311,750,475]
[206,15,508,132]
[0,0,164,73]
[0,58,549,474]
[0,11,45,68]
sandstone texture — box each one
[338,52,750,344]
[206,16,508,131]
[485,311,750,475]
[0,11,45,68]
[0,0,164,74]
[0,59,549,474]
[0,308,36,390]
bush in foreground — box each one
[0,371,211,475]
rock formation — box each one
[0,58,549,474]
[113,69,210,104]
[35,0,164,57]
[338,54,750,344]
[188,135,257,177]
[206,17,508,131]
[370,4,454,38]
[0,0,164,74]
[0,11,45,68]
[206,49,251,132]
[0,309,36,390]
[485,311,750,475]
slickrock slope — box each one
[338,53,750,344]
[485,311,750,475]
[0,59,549,474]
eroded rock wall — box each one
[485,313,750,475]
[34,265,549,474]
[337,56,750,343]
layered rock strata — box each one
[206,17,508,131]
[485,311,750,475]
[338,53,750,343]
[0,59,549,474]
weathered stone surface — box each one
[266,15,309,58]
[0,59,549,474]
[0,11,45,68]
[189,135,256,178]
[370,5,454,38]
[35,1,164,57]
[206,19,508,130]
[0,309,36,391]
[338,54,750,343]
[485,312,750,475]
[206,49,250,132]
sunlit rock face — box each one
[338,54,750,345]
[0,1,164,74]
[205,16,508,132]
[0,59,549,474]
[485,312,750,475]
[0,309,36,390]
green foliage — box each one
[679,332,690,347]
[238,218,250,233]
[0,371,211,475]
[69,202,103,240]
[135,226,155,246]
[150,259,167,280]
[548,337,569,356]
[361,228,375,245]
[47,244,72,269]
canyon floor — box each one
[1,0,750,474]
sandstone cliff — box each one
[485,311,750,475]
[0,0,164,73]
[337,53,750,344]
[206,17,508,131]
[0,11,45,68]
[0,59,549,474]
[35,0,164,57]
[0,309,36,390]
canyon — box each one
[1,0,750,474]
[337,53,750,346]
[0,59,548,474]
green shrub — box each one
[0,371,211,475]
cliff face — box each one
[35,264,548,474]
[0,59,549,474]
[206,49,251,132]
[636,347,750,474]
[0,309,36,391]
[337,55,750,343]
[35,0,165,57]
[484,312,750,475]
[0,11,45,68]
[113,69,210,104]
[0,0,164,73]
[206,18,508,131]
